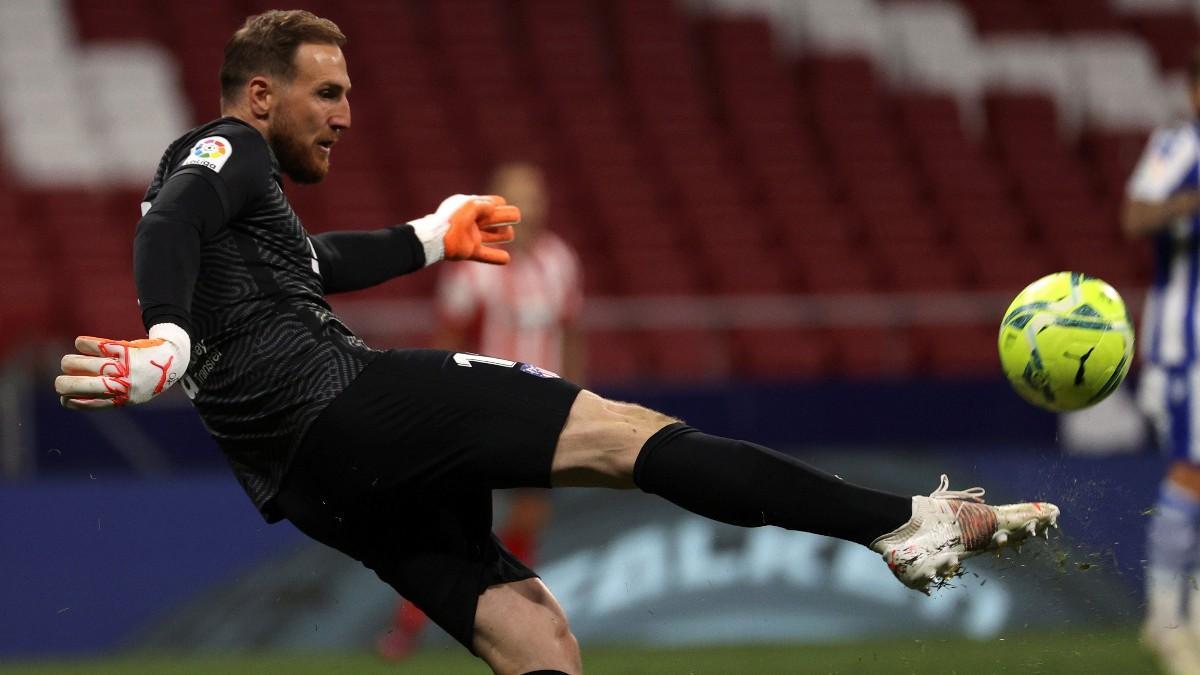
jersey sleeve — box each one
[1127,125,1199,202]
[134,124,271,336]
[134,172,224,334]
[169,124,273,221]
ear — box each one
[247,75,273,119]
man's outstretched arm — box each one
[312,194,520,294]
[56,171,219,409]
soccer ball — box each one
[997,272,1134,412]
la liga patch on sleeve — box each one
[181,136,233,172]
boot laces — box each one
[927,474,985,504]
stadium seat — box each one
[960,0,1052,34]
[968,247,1061,291]
[829,326,919,378]
[875,243,971,292]
[706,247,791,295]
[880,1,985,106]
[730,327,832,380]
[586,329,647,385]
[1125,10,1200,75]
[793,246,879,293]
[915,324,1003,378]
[1069,36,1171,130]
[1044,0,1126,33]
[640,329,732,382]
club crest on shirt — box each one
[181,136,233,173]
[520,363,561,379]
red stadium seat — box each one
[1128,10,1200,74]
[640,329,731,382]
[1043,0,1125,33]
[730,328,832,380]
[612,251,706,296]
[586,330,647,385]
[793,247,879,293]
[875,243,971,292]
[960,0,1052,34]
[968,248,1061,292]
[915,325,1003,378]
[829,327,919,379]
[706,248,791,295]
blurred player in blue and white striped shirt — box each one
[1123,53,1200,671]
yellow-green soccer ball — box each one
[997,272,1134,412]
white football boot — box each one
[870,474,1060,594]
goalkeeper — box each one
[55,10,1059,675]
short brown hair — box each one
[220,10,346,103]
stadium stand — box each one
[0,0,1192,382]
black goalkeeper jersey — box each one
[140,117,380,516]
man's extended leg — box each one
[551,390,1060,592]
[552,391,912,542]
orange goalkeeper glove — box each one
[409,194,520,266]
[55,323,191,409]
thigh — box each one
[550,390,679,488]
[272,471,538,650]
[298,349,583,497]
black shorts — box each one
[270,349,581,649]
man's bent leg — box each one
[472,578,580,675]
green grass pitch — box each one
[1,629,1162,674]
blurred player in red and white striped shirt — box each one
[379,161,585,660]
[435,161,585,380]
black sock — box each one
[633,423,912,546]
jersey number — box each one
[452,353,516,369]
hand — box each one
[56,323,191,410]
[409,194,520,266]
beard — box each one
[268,112,329,184]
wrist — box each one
[407,194,477,267]
[149,322,192,373]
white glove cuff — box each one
[149,322,192,376]
[407,194,476,267]
[408,215,447,267]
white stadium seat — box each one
[881,2,986,118]
[981,38,1083,134]
[790,0,888,60]
[0,0,189,186]
[1069,35,1172,129]
[1111,0,1189,11]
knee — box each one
[523,598,581,674]
[552,616,581,671]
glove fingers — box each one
[480,225,514,244]
[451,199,490,225]
[482,194,508,206]
[55,375,123,398]
[475,246,511,265]
[61,396,117,411]
[481,205,521,228]
[61,354,121,377]
[75,336,110,356]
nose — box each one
[331,98,350,131]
